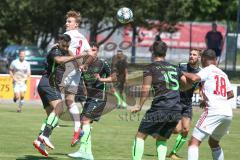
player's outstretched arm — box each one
[130,75,152,113]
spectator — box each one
[111,50,128,108]
[205,23,223,61]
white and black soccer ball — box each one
[117,7,133,24]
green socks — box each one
[156,140,167,160]
[170,134,187,154]
[39,119,47,135]
[46,112,59,127]
[114,91,122,106]
[41,112,59,137]
[79,124,92,154]
[132,137,144,160]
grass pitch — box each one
[0,103,239,160]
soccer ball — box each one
[117,7,133,24]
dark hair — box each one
[58,34,71,43]
[117,50,123,53]
[202,49,216,60]
[155,35,161,41]
[152,41,167,57]
[89,41,99,48]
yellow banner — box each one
[0,75,30,100]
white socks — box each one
[188,145,199,160]
[69,103,81,132]
[212,147,224,160]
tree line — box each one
[0,0,238,51]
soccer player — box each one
[183,49,234,160]
[9,51,31,112]
[64,10,91,146]
[68,42,116,160]
[130,41,187,160]
[33,34,90,157]
[111,50,128,108]
[168,49,201,159]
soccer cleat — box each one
[33,140,48,157]
[68,151,94,160]
[167,153,182,160]
[38,135,54,149]
[71,129,84,147]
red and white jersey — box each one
[197,64,232,116]
[64,29,90,56]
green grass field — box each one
[0,103,239,160]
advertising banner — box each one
[124,22,227,49]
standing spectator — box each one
[111,50,128,108]
[9,51,31,112]
[205,23,223,62]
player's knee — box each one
[65,99,74,107]
[136,132,147,140]
[81,116,91,124]
[182,127,190,136]
[173,128,181,134]
[208,137,220,148]
[154,135,167,141]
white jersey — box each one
[197,64,232,116]
[64,29,90,56]
[10,59,31,82]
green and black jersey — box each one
[179,62,201,106]
[144,61,182,111]
[45,46,67,87]
[83,58,111,100]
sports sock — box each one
[42,112,59,137]
[211,147,224,160]
[18,100,24,108]
[69,103,81,132]
[39,119,47,135]
[132,137,144,160]
[170,134,187,154]
[79,124,92,154]
[156,140,167,160]
[121,95,127,108]
[188,145,199,160]
[114,91,122,107]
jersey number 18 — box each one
[213,75,226,97]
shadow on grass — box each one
[144,153,156,157]
[58,124,72,127]
[16,155,57,160]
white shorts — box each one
[193,114,232,141]
[13,82,27,93]
[61,62,82,94]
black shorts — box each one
[181,104,192,119]
[75,78,86,102]
[81,98,106,121]
[138,108,181,139]
[38,75,62,108]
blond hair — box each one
[65,10,82,25]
